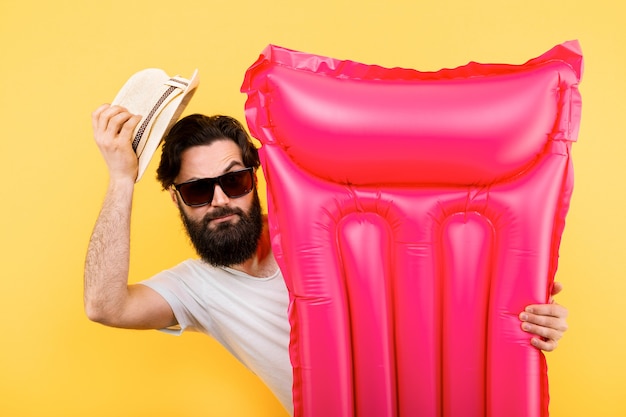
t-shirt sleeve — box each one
[140,265,208,335]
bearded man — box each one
[84,106,569,417]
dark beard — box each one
[179,191,263,267]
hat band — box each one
[132,77,190,151]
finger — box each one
[91,104,111,132]
[110,110,134,133]
[119,114,142,139]
[520,319,565,340]
[104,108,136,137]
[521,314,568,333]
[96,105,129,135]
[530,336,558,352]
[523,303,569,320]
[94,105,122,138]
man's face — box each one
[171,140,262,267]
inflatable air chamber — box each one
[242,41,583,417]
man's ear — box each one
[168,187,179,206]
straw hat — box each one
[111,68,199,181]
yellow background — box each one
[1,0,624,416]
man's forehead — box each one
[178,141,245,179]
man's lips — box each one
[212,214,234,222]
[203,208,243,227]
[207,212,238,225]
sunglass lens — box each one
[180,180,214,206]
[221,170,253,197]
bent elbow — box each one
[84,300,119,326]
[84,302,106,324]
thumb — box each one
[550,281,564,302]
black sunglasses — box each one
[173,167,254,207]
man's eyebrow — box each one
[222,160,246,173]
[181,161,247,183]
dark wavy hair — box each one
[156,114,260,189]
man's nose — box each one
[211,183,230,206]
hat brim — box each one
[111,68,199,182]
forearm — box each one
[84,178,135,324]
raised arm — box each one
[84,105,175,330]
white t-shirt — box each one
[141,259,293,414]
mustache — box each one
[202,206,245,224]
